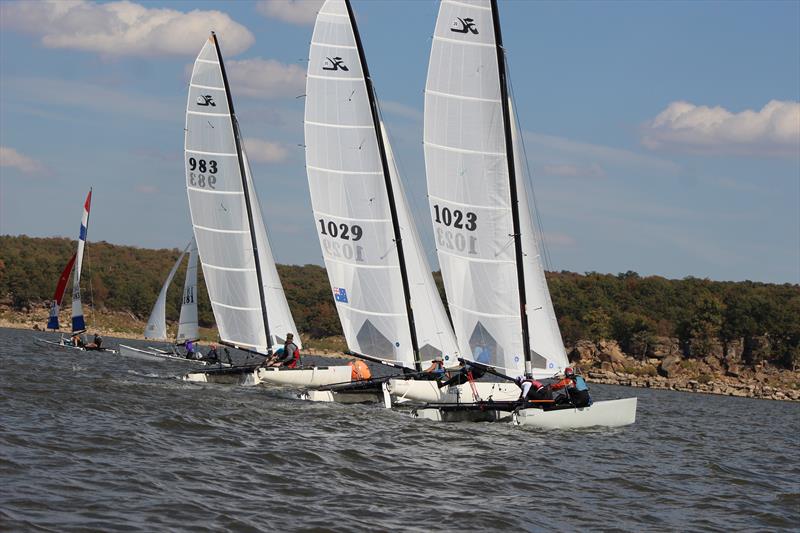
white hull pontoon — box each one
[183,364,351,388]
[118,344,226,366]
[34,337,117,354]
[386,378,520,405]
[412,397,637,429]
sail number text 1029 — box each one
[318,219,365,263]
[187,157,218,189]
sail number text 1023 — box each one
[187,157,218,189]
[432,204,478,255]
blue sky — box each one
[1,0,798,284]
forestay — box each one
[185,34,300,354]
[423,0,567,377]
[71,189,92,333]
[305,0,458,368]
[176,238,199,344]
[145,242,189,341]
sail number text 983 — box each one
[188,157,218,189]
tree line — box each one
[1,235,798,368]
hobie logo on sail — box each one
[323,57,348,71]
[334,287,349,303]
[451,17,478,34]
[196,95,216,107]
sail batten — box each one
[185,34,300,354]
[305,0,459,369]
[424,0,568,376]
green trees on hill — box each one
[1,235,798,368]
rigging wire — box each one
[505,57,555,273]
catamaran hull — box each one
[386,379,519,404]
[119,344,208,364]
[512,397,637,429]
[412,398,638,429]
[34,337,116,354]
[256,366,351,387]
[300,389,383,404]
[183,365,352,387]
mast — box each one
[210,32,273,353]
[491,0,532,375]
[344,0,422,371]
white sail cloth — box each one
[423,0,567,376]
[71,189,92,333]
[185,35,300,354]
[305,0,458,367]
[145,243,189,341]
[176,238,199,344]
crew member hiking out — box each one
[84,333,103,351]
[422,356,446,380]
[349,359,371,381]
[184,339,198,360]
[516,376,552,404]
[551,367,592,407]
[265,333,300,368]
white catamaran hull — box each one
[301,389,384,404]
[413,397,638,429]
[183,365,352,387]
[386,379,520,404]
[118,344,211,365]
[34,337,117,354]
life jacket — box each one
[349,360,371,380]
[574,375,589,391]
[520,378,544,391]
[286,346,300,369]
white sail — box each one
[176,238,200,344]
[145,244,189,341]
[71,189,92,333]
[185,34,297,354]
[423,0,568,376]
[305,0,457,367]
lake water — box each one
[1,327,798,532]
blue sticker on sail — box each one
[549,362,554,368]
[395,342,400,347]
[333,287,348,303]
[514,356,520,362]
[79,224,87,241]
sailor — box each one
[516,376,552,403]
[71,333,84,348]
[265,333,300,368]
[184,339,197,360]
[84,333,103,351]
[423,356,446,379]
[204,344,219,363]
[551,367,592,407]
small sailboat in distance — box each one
[181,32,350,386]
[35,189,115,354]
[119,239,222,365]
[411,0,636,428]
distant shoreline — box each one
[4,311,797,402]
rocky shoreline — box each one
[569,339,800,402]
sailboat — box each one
[411,0,636,428]
[118,239,219,364]
[300,0,465,403]
[35,189,115,354]
[181,33,350,387]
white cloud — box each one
[255,0,323,25]
[642,100,800,156]
[0,146,46,175]
[0,0,254,57]
[539,163,606,179]
[226,58,306,99]
[244,138,290,163]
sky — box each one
[1,0,798,284]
